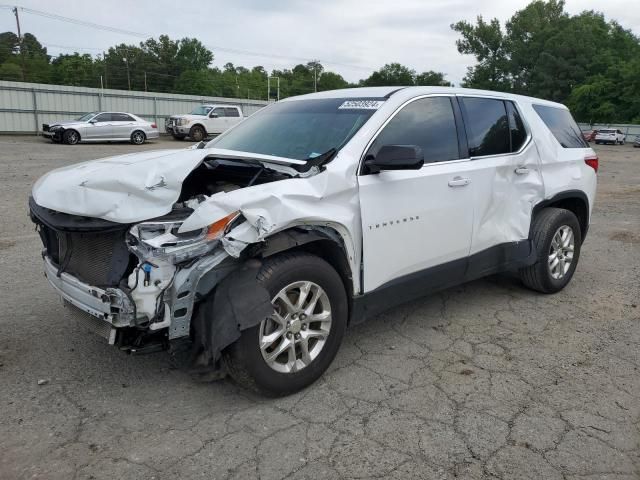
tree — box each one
[361,63,415,86]
[51,53,98,87]
[451,0,640,121]
[317,71,348,91]
[415,71,452,86]
[451,16,509,90]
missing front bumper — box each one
[43,255,135,333]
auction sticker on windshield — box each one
[338,100,385,110]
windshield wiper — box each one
[293,148,337,173]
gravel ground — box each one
[0,136,639,480]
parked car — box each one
[595,128,625,145]
[634,135,640,148]
[582,129,597,142]
[42,112,159,145]
[165,104,244,141]
[30,87,597,395]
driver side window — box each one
[93,113,112,122]
[369,97,460,164]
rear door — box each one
[457,96,544,276]
[224,107,242,128]
[84,113,113,140]
[110,113,136,139]
[358,95,475,293]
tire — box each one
[189,125,206,142]
[130,130,146,145]
[172,134,186,141]
[223,252,348,396]
[520,208,582,294]
[63,129,80,145]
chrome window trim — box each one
[358,94,468,175]
[455,94,532,160]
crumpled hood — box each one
[48,120,82,128]
[32,148,209,223]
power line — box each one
[3,4,374,73]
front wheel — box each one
[520,208,582,294]
[63,130,80,145]
[223,253,347,396]
[189,125,206,142]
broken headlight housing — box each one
[127,212,240,263]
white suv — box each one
[166,104,244,141]
[595,128,625,145]
[31,87,597,395]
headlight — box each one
[128,212,240,263]
[177,118,187,126]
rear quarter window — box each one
[532,105,588,148]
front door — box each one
[85,113,113,140]
[358,96,475,293]
[207,107,228,134]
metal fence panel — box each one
[578,122,640,139]
[0,80,268,133]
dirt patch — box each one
[609,231,640,243]
[0,239,16,250]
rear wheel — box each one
[130,130,146,145]
[189,125,206,142]
[223,253,347,396]
[63,130,80,145]
[520,208,582,294]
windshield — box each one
[190,106,213,116]
[207,98,383,160]
[76,112,97,121]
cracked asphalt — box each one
[1,136,639,479]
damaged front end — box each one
[29,156,297,354]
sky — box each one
[0,0,638,86]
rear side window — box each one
[212,108,226,117]
[224,108,240,117]
[369,96,460,164]
[532,105,587,148]
[460,97,510,156]
[112,113,134,121]
[506,102,527,151]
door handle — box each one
[448,176,470,187]
[514,167,530,175]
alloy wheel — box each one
[548,225,575,280]
[259,281,332,374]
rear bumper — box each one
[43,255,135,341]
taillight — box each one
[151,123,157,129]
[585,154,598,172]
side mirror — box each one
[364,145,424,174]
[89,119,97,124]
[209,112,219,118]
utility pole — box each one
[144,71,148,92]
[314,65,317,92]
[12,7,21,39]
[123,56,131,90]
[13,7,25,80]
